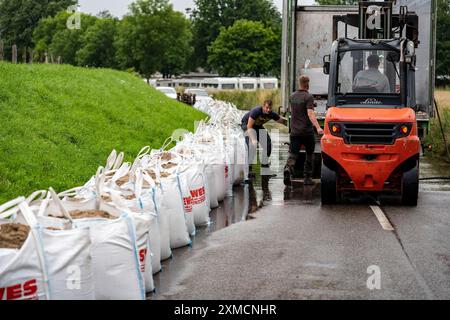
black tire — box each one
[401,163,419,206]
[321,162,338,205]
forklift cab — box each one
[326,38,417,111]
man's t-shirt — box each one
[289,90,315,136]
[353,69,391,93]
[242,106,280,130]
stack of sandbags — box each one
[30,187,152,300]
[0,99,249,300]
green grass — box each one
[426,90,450,160]
[0,62,206,203]
[212,89,281,111]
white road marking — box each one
[370,206,395,231]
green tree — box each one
[208,20,279,77]
[33,12,69,58]
[191,0,282,70]
[436,0,450,82]
[33,11,97,65]
[76,17,118,68]
[159,11,193,78]
[116,0,192,79]
[0,0,76,59]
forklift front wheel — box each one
[401,163,419,207]
[321,162,338,205]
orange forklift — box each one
[320,1,428,205]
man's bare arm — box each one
[308,109,324,135]
[247,118,258,144]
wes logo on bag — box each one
[183,196,193,213]
[139,248,148,273]
[190,187,206,205]
[0,279,38,300]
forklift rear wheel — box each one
[321,163,338,205]
[401,163,419,207]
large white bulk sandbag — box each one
[99,195,154,294]
[213,163,227,202]
[74,214,146,300]
[225,144,235,198]
[147,212,162,274]
[134,179,163,274]
[233,131,248,184]
[46,188,146,300]
[63,170,157,293]
[197,126,228,201]
[139,151,191,254]
[205,165,219,209]
[160,174,191,249]
[178,175,196,236]
[180,178,197,237]
[184,164,210,226]
[158,203,172,260]
[0,198,95,300]
[136,169,171,262]
[93,163,165,270]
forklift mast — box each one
[333,1,419,45]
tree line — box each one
[0,0,447,81]
[0,0,282,79]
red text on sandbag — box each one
[139,248,147,273]
[0,279,38,300]
[190,187,206,205]
[183,196,193,213]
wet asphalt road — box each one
[151,133,450,300]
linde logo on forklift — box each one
[361,98,383,105]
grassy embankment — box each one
[0,62,206,203]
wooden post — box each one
[0,40,4,61]
[29,49,33,64]
[50,53,54,64]
[44,52,48,63]
[12,44,17,64]
[22,47,27,63]
[57,56,61,64]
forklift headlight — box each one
[398,124,412,137]
[329,123,343,137]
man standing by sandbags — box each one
[284,75,324,187]
[241,100,287,177]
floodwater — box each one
[150,131,450,299]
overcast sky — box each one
[78,0,316,17]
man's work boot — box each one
[284,170,292,186]
[303,177,314,186]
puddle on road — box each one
[150,131,450,299]
[151,178,321,299]
[420,158,450,192]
